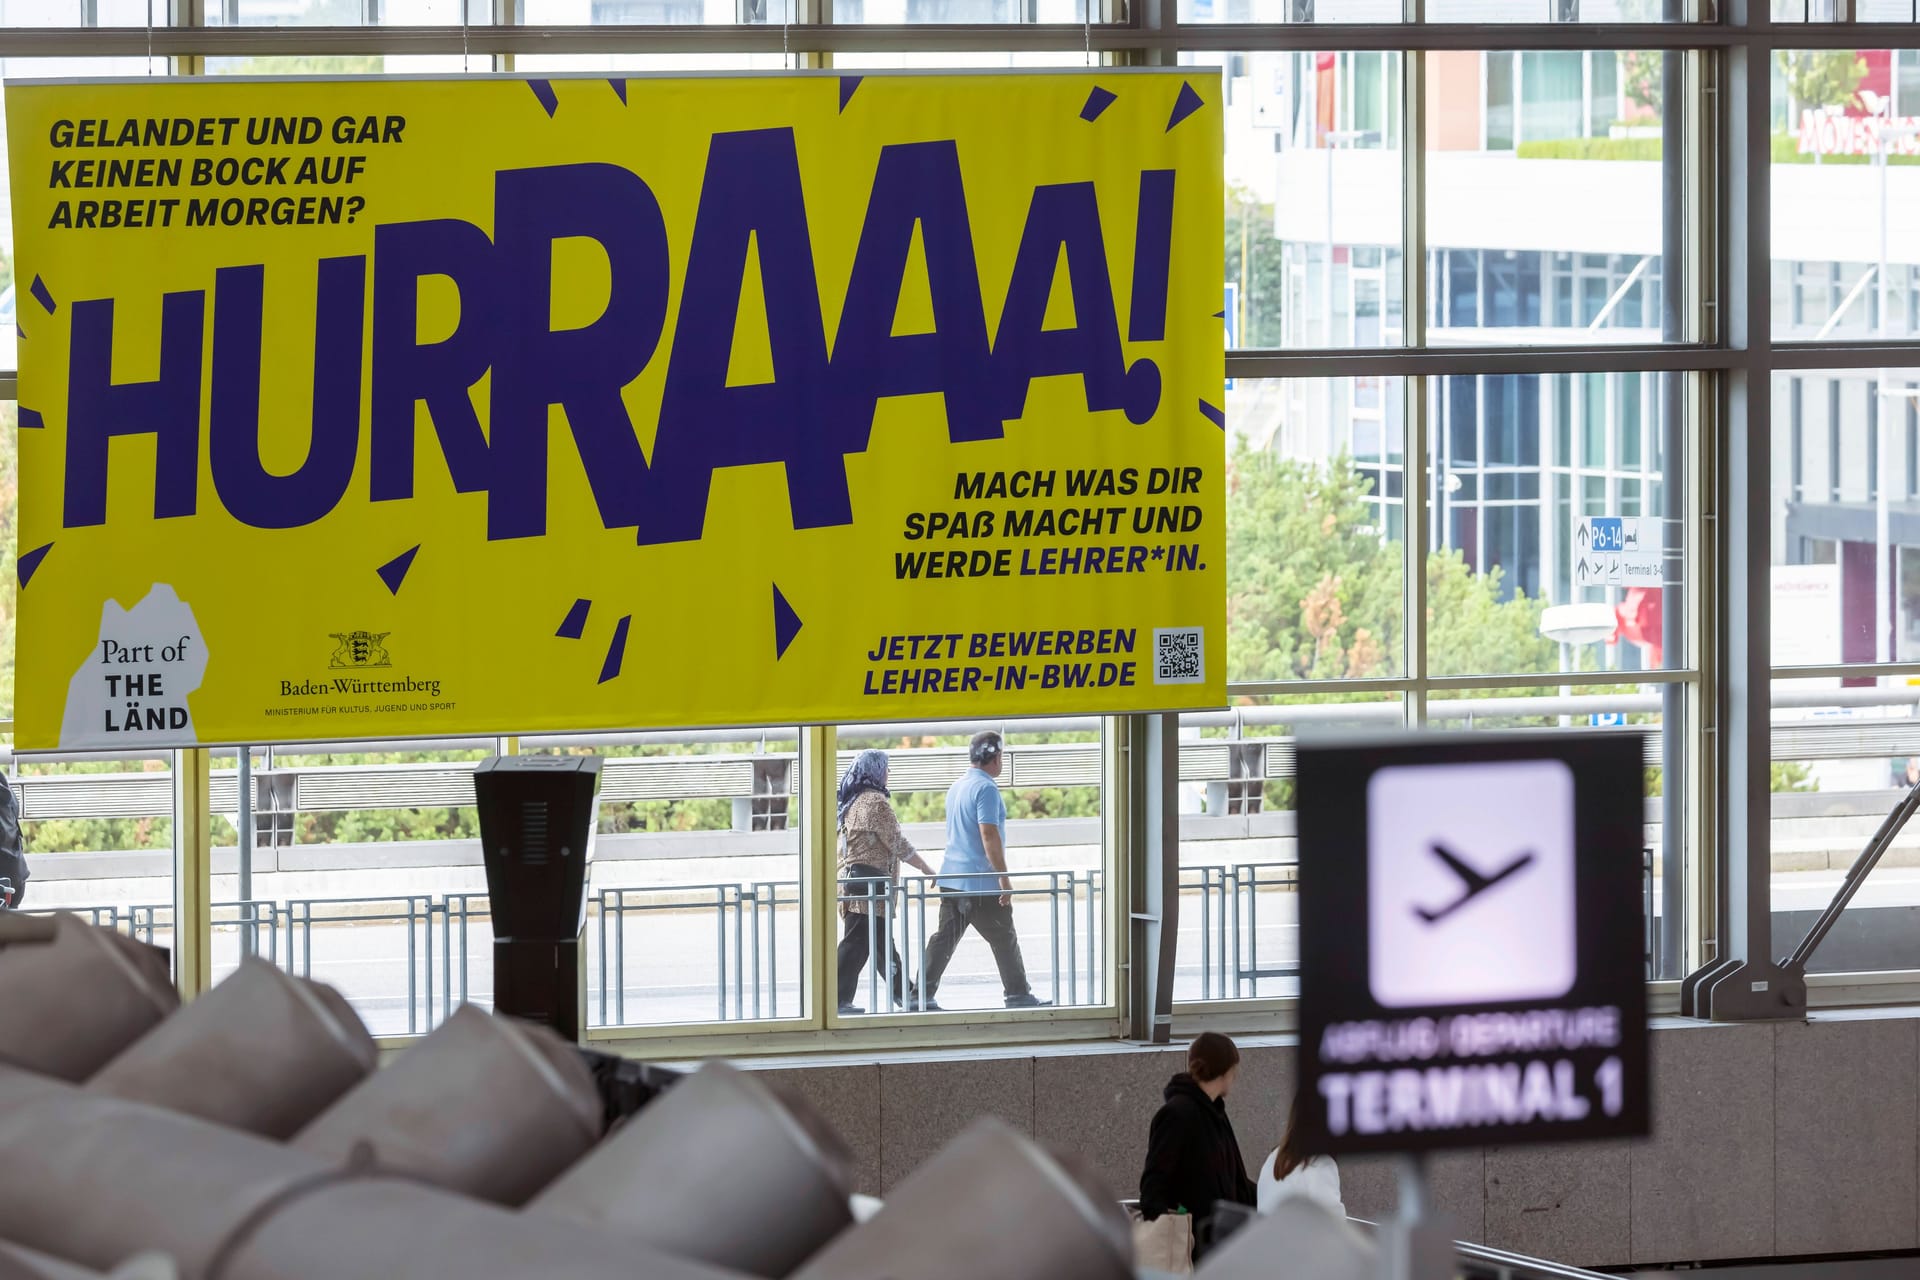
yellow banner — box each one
[7,71,1224,749]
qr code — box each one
[1153,628,1205,685]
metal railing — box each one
[1180,861,1301,1001]
[598,881,802,1026]
[36,901,171,944]
[27,866,1105,1035]
[1174,849,1662,1002]
[838,869,1106,1013]
[31,844,1670,1029]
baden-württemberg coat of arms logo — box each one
[329,631,392,669]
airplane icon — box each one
[1413,842,1536,925]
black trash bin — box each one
[472,755,601,1041]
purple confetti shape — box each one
[14,323,24,341]
[557,597,592,639]
[1080,86,1116,122]
[773,584,803,660]
[838,76,862,113]
[17,408,43,429]
[609,78,628,104]
[529,79,560,118]
[1166,81,1204,132]
[1199,399,1225,430]
[17,542,51,589]
[1213,309,1226,319]
[28,275,54,313]
[377,545,419,595]
[599,614,631,684]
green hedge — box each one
[1771,132,1920,166]
[1510,134,1920,165]
[1514,138,1664,162]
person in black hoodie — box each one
[1138,1031,1256,1261]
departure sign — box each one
[1295,732,1649,1154]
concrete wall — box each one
[742,1009,1920,1272]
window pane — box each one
[831,52,1080,69]
[1772,368,1920,668]
[196,731,811,1034]
[1199,51,1403,351]
[1177,0,1397,18]
[205,55,474,73]
[1227,379,1406,682]
[1174,696,1400,1005]
[14,750,181,984]
[206,742,495,1033]
[522,0,807,25]
[1770,677,1920,975]
[840,0,1091,22]
[0,0,172,24]
[206,0,482,25]
[1520,52,1584,146]
[833,718,1107,1016]
[1772,49,1920,341]
[525,730,807,1031]
[1427,51,1676,348]
[1590,43,1620,139]
[1484,51,1515,151]
[1427,0,1693,21]
[1769,0,1844,17]
[1447,685,1678,979]
[514,52,796,72]
[1429,372,1691,678]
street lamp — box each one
[1540,603,1618,727]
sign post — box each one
[1296,732,1651,1280]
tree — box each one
[1225,184,1290,349]
[1777,49,1868,116]
[1225,443,1558,686]
[210,55,385,76]
[1620,52,1660,118]
[1614,3,1665,117]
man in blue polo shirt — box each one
[918,731,1051,1010]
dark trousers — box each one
[837,865,912,1008]
[919,886,1032,1001]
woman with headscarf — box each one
[837,749,936,1014]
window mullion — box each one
[1402,31,1427,726]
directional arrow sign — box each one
[1574,517,1665,589]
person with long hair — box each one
[836,749,937,1014]
[1138,1031,1257,1262]
[1257,1090,1344,1218]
